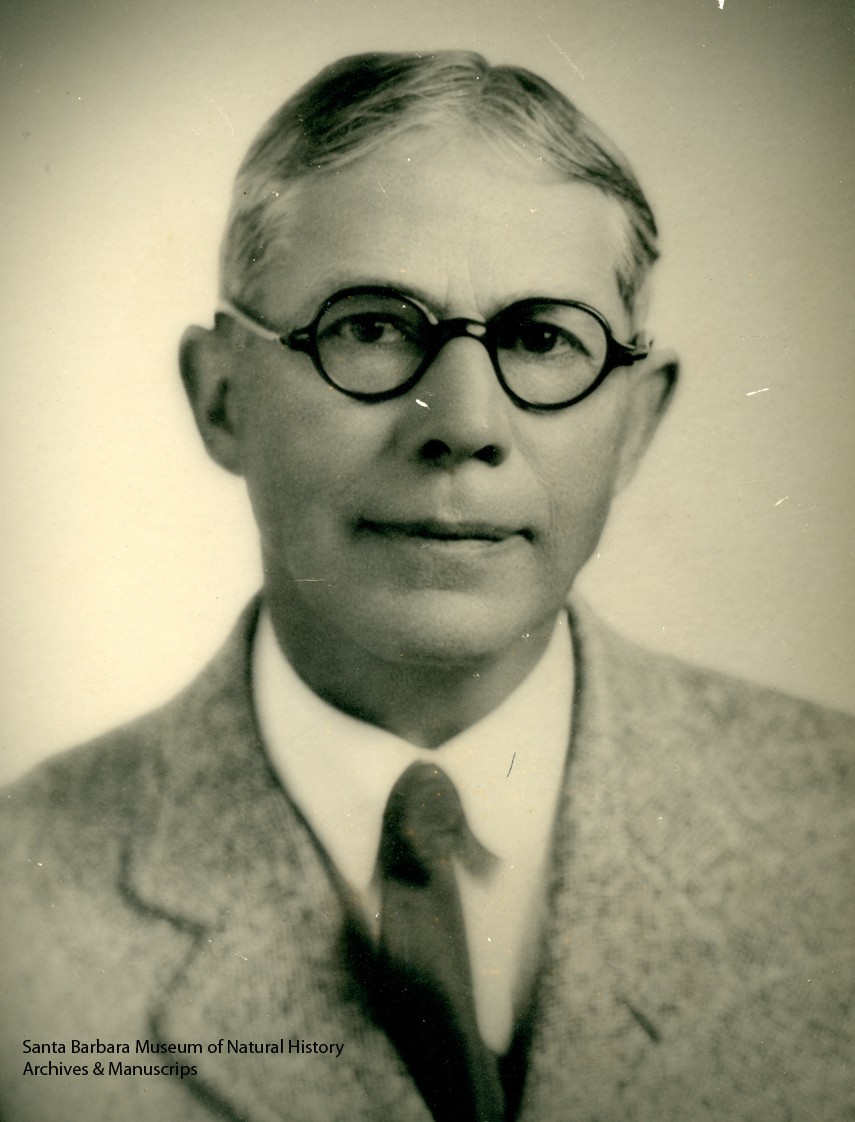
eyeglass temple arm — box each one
[217,300,286,343]
[615,335,651,365]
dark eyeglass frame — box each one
[218,285,650,412]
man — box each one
[1,51,852,1122]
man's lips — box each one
[356,518,532,543]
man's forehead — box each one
[244,130,633,327]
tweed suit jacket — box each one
[1,599,853,1122]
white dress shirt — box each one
[252,608,573,1055]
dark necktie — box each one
[372,761,505,1122]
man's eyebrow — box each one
[295,276,599,320]
[298,275,435,308]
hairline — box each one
[225,148,647,331]
[219,54,659,320]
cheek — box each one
[235,374,382,556]
[542,464,616,561]
[525,398,630,563]
[237,379,327,544]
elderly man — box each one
[1,52,852,1122]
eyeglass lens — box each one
[312,292,610,406]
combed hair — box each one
[220,51,659,312]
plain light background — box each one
[2,0,853,784]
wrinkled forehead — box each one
[236,128,637,330]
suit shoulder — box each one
[1,601,258,875]
[0,708,175,900]
[4,715,161,822]
[572,602,855,801]
[569,604,854,952]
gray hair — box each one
[220,51,659,313]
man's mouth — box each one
[356,519,532,543]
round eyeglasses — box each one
[218,286,649,411]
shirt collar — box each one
[253,608,573,894]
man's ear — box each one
[612,349,679,495]
[179,322,245,476]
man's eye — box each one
[503,322,590,358]
[330,315,413,346]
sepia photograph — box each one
[1,0,853,1119]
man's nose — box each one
[399,336,513,469]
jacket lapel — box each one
[519,602,742,1119]
[123,604,432,1122]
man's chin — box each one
[345,590,555,672]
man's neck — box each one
[265,598,558,749]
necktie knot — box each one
[380,762,496,884]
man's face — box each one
[198,129,668,671]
